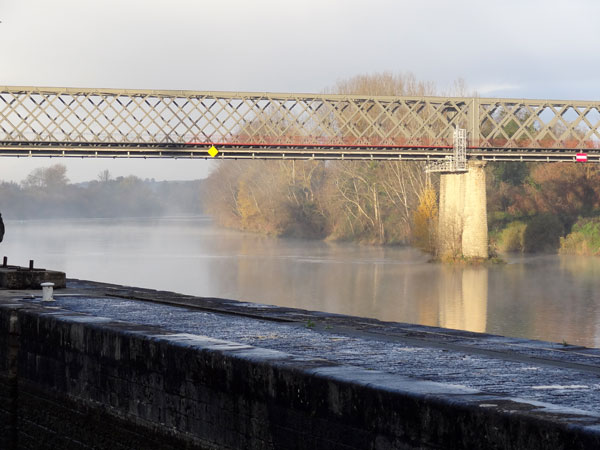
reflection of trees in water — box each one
[554,255,600,346]
[230,239,426,316]
[559,255,600,280]
[481,255,600,347]
[437,267,488,333]
[229,238,481,326]
[202,234,600,347]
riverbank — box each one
[2,278,600,449]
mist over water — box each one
[4,216,600,348]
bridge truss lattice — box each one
[1,86,600,162]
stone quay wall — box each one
[1,298,599,450]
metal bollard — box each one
[40,282,55,302]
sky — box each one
[1,0,599,183]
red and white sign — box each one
[576,153,588,162]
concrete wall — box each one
[438,161,488,258]
[2,299,599,450]
[0,307,18,450]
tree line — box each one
[204,72,600,255]
[204,158,432,245]
[488,162,600,254]
[204,73,451,246]
[0,164,203,220]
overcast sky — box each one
[1,0,599,183]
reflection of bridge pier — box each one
[438,161,488,258]
[438,267,488,333]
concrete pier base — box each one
[438,161,488,259]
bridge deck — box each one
[0,141,596,162]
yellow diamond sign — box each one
[208,145,219,157]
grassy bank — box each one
[492,214,564,253]
[559,218,600,255]
[491,214,600,256]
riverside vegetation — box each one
[205,73,448,251]
[205,157,600,256]
[205,73,600,256]
[489,163,600,255]
[0,165,203,219]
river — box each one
[3,216,600,348]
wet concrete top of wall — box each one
[3,278,600,417]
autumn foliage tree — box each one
[204,160,328,238]
[205,73,600,253]
[488,163,600,223]
[487,161,600,253]
[204,72,452,245]
[521,164,600,221]
[411,186,438,253]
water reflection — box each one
[437,267,487,333]
[3,217,600,347]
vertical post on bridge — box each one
[453,127,467,171]
[468,97,480,150]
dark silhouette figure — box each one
[0,213,4,243]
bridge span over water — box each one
[1,86,599,162]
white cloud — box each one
[473,83,522,97]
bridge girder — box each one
[1,86,599,161]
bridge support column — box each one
[438,161,488,259]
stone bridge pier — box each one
[437,160,488,259]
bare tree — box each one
[204,71,469,247]
[97,169,112,183]
[22,164,69,190]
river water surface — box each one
[4,216,600,348]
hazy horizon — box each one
[0,158,215,184]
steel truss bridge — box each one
[1,86,600,162]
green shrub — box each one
[560,217,600,255]
[498,221,526,252]
[523,214,563,253]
